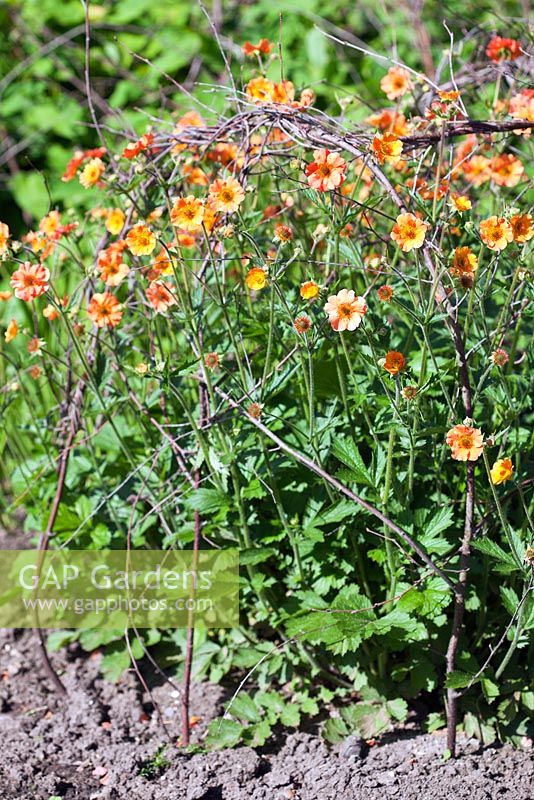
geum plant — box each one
[0,31,533,756]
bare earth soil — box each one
[0,627,533,800]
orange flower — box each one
[446,424,484,461]
[490,458,514,485]
[245,267,268,291]
[38,211,60,239]
[377,285,394,302]
[451,246,479,277]
[122,132,154,159]
[380,67,413,100]
[271,80,295,105]
[371,132,403,165]
[87,292,123,328]
[146,281,177,313]
[402,386,417,400]
[479,216,513,251]
[300,280,320,300]
[182,165,209,186]
[242,39,272,56]
[4,319,18,342]
[61,146,106,182]
[365,109,409,136]
[151,248,177,277]
[463,156,492,186]
[171,196,205,231]
[27,336,44,355]
[0,221,10,255]
[438,90,461,103]
[43,304,59,321]
[105,208,125,236]
[491,348,509,367]
[390,213,429,252]
[486,36,522,62]
[209,178,245,214]
[0,290,12,301]
[294,315,312,334]
[449,194,472,213]
[306,149,347,192]
[245,77,275,102]
[99,258,130,287]
[125,224,156,256]
[176,232,197,248]
[10,262,50,301]
[204,352,220,371]
[324,288,367,332]
[490,154,524,187]
[383,350,406,375]
[510,213,533,243]
[247,402,263,419]
[274,224,293,243]
[79,157,105,188]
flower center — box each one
[339,303,354,318]
[458,435,473,449]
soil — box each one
[0,530,532,800]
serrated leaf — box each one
[205,718,243,749]
[331,438,373,485]
[229,693,262,723]
[471,539,519,570]
[445,670,477,689]
[322,717,349,744]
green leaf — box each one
[481,678,500,704]
[331,438,373,485]
[471,539,519,570]
[386,698,408,721]
[239,547,276,566]
[205,718,243,750]
[229,693,262,723]
[184,488,230,515]
[445,670,477,689]
[9,171,49,219]
[322,716,349,744]
[100,648,131,682]
[341,702,390,738]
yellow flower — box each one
[450,194,472,213]
[510,214,533,244]
[371,133,403,165]
[245,267,268,291]
[490,458,514,485]
[300,280,320,300]
[79,157,105,188]
[105,208,125,235]
[0,221,10,255]
[479,216,513,251]
[390,213,429,252]
[245,77,275,102]
[170,196,205,232]
[4,318,18,342]
[209,178,245,214]
[451,246,478,277]
[125,224,157,256]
